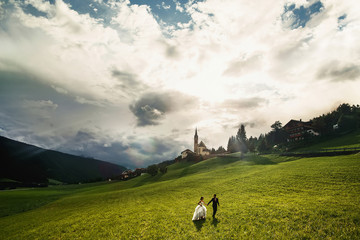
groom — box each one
[207,194,220,217]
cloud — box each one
[111,69,147,97]
[129,93,171,126]
[234,118,267,129]
[317,61,360,82]
[129,92,195,126]
[54,130,185,168]
[22,99,58,112]
[337,14,348,30]
[51,85,68,94]
[124,135,186,167]
[175,1,184,12]
[221,97,267,110]
[1,0,360,168]
[223,54,262,77]
[161,2,171,10]
[165,45,180,59]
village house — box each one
[181,149,194,159]
[283,119,319,141]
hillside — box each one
[294,130,360,152]
[0,136,126,186]
[0,152,359,239]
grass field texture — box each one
[1,153,359,239]
[296,130,360,152]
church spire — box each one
[194,127,198,154]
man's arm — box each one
[217,199,220,206]
[208,198,213,205]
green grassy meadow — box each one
[295,130,360,152]
[1,153,360,239]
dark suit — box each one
[208,197,220,217]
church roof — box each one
[198,141,207,148]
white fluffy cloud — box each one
[0,0,359,167]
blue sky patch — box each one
[129,0,196,27]
[23,4,48,17]
[282,1,324,29]
[12,0,207,33]
[338,14,347,31]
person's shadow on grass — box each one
[211,217,220,227]
[193,219,205,231]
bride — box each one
[192,197,207,220]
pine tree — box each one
[236,124,248,153]
[236,124,247,142]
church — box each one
[181,128,210,159]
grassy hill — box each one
[0,136,126,186]
[1,152,359,239]
[293,130,360,152]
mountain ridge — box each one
[0,136,126,186]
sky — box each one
[0,0,359,168]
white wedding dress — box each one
[192,201,207,220]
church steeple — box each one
[194,128,198,154]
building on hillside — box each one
[193,128,210,156]
[283,119,319,141]
[198,141,210,156]
[180,128,210,159]
[121,170,133,180]
[134,168,146,176]
[181,149,194,159]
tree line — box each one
[227,103,360,154]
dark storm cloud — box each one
[129,92,195,126]
[317,62,360,82]
[129,93,171,126]
[221,97,266,110]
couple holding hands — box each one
[192,194,220,221]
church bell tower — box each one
[194,128,198,154]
